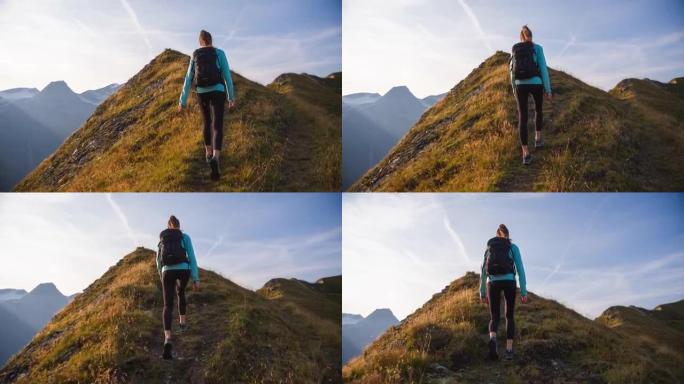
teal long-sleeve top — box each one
[156,232,200,282]
[179,47,235,107]
[479,242,527,297]
[510,43,552,95]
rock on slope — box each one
[16,49,340,192]
[343,272,683,384]
[351,52,684,192]
[0,248,341,384]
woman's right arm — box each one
[179,57,194,107]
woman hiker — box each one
[157,215,200,360]
[178,29,236,181]
[480,224,528,360]
[510,25,552,165]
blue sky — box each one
[343,193,684,319]
[0,193,341,295]
[0,0,341,92]
[344,0,684,97]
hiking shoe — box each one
[523,154,532,165]
[535,137,544,149]
[162,342,173,360]
[209,157,220,181]
[503,349,514,361]
[487,338,499,360]
[179,323,188,333]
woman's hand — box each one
[192,281,200,291]
[177,104,183,113]
[521,295,528,304]
[227,100,236,109]
[545,93,553,102]
[480,295,488,305]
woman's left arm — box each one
[184,235,200,282]
[512,244,527,296]
[219,50,236,101]
[536,45,552,95]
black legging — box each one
[198,90,226,151]
[162,269,190,331]
[515,84,543,146]
[487,279,516,339]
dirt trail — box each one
[278,106,318,191]
[151,290,228,384]
[495,100,558,191]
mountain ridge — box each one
[350,51,684,192]
[343,272,684,383]
[15,49,340,192]
[0,248,341,383]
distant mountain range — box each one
[342,308,399,363]
[0,81,120,190]
[342,86,446,189]
[0,283,72,365]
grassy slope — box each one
[258,275,342,382]
[350,52,684,192]
[15,50,340,192]
[269,72,342,191]
[343,272,683,384]
[597,304,684,364]
[0,248,340,384]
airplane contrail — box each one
[105,193,138,247]
[443,215,470,264]
[457,0,493,52]
[120,0,152,52]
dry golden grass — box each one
[16,50,340,192]
[343,272,684,384]
[0,248,341,384]
[350,52,684,192]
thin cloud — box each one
[456,0,493,52]
[105,193,138,248]
[541,197,607,289]
[120,0,152,52]
[443,214,470,263]
[557,35,577,59]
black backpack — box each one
[511,42,540,80]
[159,229,189,266]
[485,237,515,276]
[193,47,222,87]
